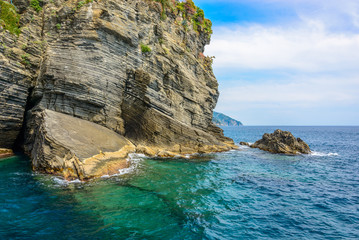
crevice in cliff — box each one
[122,69,150,142]
[13,86,36,152]
[13,8,48,153]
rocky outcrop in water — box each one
[250,129,311,154]
[0,0,236,179]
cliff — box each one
[213,112,243,126]
[0,0,236,179]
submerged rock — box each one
[250,129,311,154]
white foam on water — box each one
[53,177,83,186]
[310,151,339,157]
[239,145,250,149]
[101,153,146,178]
[133,153,147,158]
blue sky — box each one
[193,0,359,125]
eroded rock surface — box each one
[0,0,236,179]
[24,109,135,180]
[250,129,311,154]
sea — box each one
[0,126,358,239]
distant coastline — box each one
[213,112,243,126]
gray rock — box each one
[251,129,311,154]
[240,142,250,146]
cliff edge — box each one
[0,0,236,179]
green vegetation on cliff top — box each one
[1,0,211,38]
[0,0,21,35]
[154,0,212,35]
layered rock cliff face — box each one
[0,0,236,179]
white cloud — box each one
[206,24,359,72]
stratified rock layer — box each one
[24,109,135,180]
[250,129,311,154]
[0,0,236,179]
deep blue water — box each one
[1,126,358,239]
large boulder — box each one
[250,129,311,154]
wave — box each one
[237,142,254,149]
[53,177,83,186]
[101,153,145,179]
[310,151,339,157]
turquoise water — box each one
[1,126,358,239]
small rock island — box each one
[246,129,311,154]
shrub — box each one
[183,0,196,16]
[176,1,212,35]
[77,1,85,9]
[56,23,61,30]
[155,0,169,20]
[140,44,152,53]
[75,0,93,11]
[204,56,215,71]
[150,0,213,36]
[176,2,184,14]
[0,1,21,35]
[21,54,30,66]
[30,0,42,12]
[203,18,213,34]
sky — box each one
[194,0,359,125]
